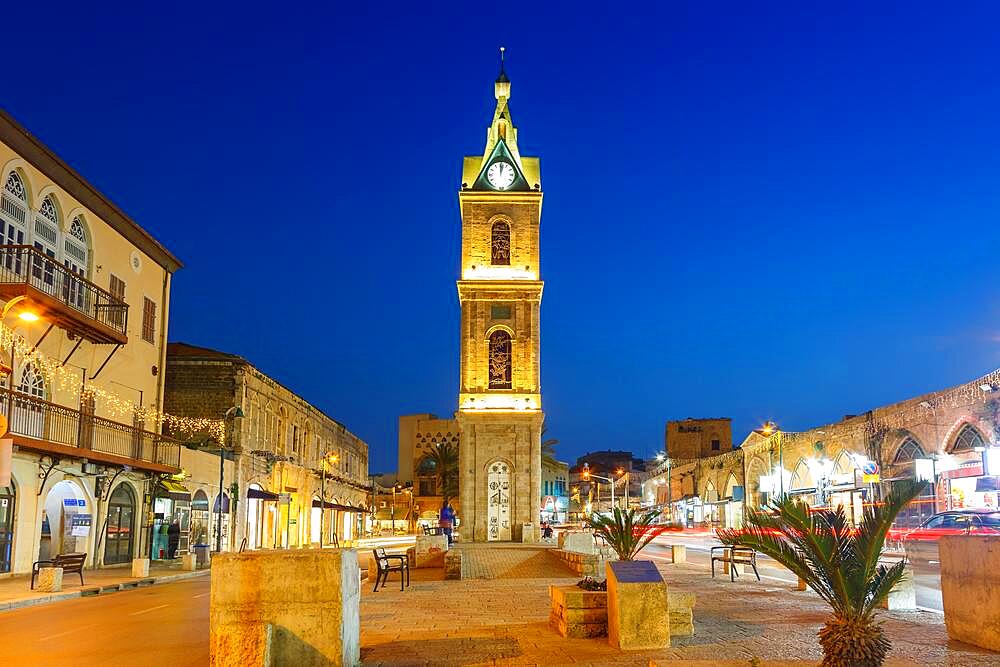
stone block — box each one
[210,548,360,666]
[182,553,197,571]
[879,565,916,611]
[606,560,670,650]
[521,523,539,543]
[415,535,448,568]
[444,549,462,580]
[560,531,596,555]
[670,545,686,563]
[549,585,609,638]
[667,592,696,636]
[131,558,150,578]
[940,535,1000,651]
[35,566,63,592]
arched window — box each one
[488,330,512,389]
[789,460,813,490]
[893,438,925,464]
[32,196,59,289]
[952,424,985,453]
[490,221,510,265]
[17,363,45,399]
[2,173,29,274]
[64,216,89,278]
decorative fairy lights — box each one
[0,323,225,442]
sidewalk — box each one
[0,561,210,612]
[360,548,997,666]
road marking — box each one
[40,625,94,641]
[130,604,169,616]
[193,592,210,599]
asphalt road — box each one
[0,576,210,667]
[642,530,944,612]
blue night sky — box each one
[4,3,1000,473]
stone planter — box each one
[548,583,696,640]
[549,585,608,638]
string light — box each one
[0,323,226,443]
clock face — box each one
[487,161,516,190]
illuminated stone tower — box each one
[456,52,544,542]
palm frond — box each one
[862,560,907,617]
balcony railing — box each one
[0,245,129,344]
[0,387,180,470]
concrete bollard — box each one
[941,535,1000,651]
[36,566,63,592]
[131,558,150,578]
[210,549,360,666]
[879,565,916,610]
[182,553,197,571]
[670,545,686,563]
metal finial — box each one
[500,46,506,71]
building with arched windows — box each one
[0,108,184,575]
[644,368,1000,530]
[164,343,370,551]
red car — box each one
[902,510,1000,565]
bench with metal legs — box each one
[371,548,409,592]
[711,546,761,582]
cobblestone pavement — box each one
[360,547,998,666]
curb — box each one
[0,568,211,613]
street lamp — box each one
[216,406,244,552]
[319,451,339,548]
[616,468,629,509]
[582,463,614,512]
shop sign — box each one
[63,498,86,507]
[861,461,880,484]
[71,514,92,537]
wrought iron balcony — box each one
[0,387,180,472]
[0,245,128,344]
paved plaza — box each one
[360,545,997,666]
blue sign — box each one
[861,461,879,476]
[63,498,86,507]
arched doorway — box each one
[40,480,88,562]
[104,484,135,565]
[487,461,511,541]
[213,492,230,551]
[190,490,210,548]
[0,478,15,573]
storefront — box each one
[39,479,91,562]
[190,490,210,549]
[104,483,136,565]
[0,480,15,573]
[151,479,191,560]
[942,457,999,511]
[246,485,279,550]
[213,493,231,551]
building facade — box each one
[0,109,184,575]
[541,457,569,523]
[665,417,733,458]
[456,63,544,541]
[644,369,1000,530]
[396,413,461,528]
[164,343,370,551]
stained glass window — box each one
[488,330,512,389]
[491,221,510,265]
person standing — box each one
[167,518,181,559]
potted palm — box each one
[586,507,667,561]
[718,480,925,667]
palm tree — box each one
[425,441,459,506]
[585,507,666,561]
[718,480,925,667]
[541,426,559,467]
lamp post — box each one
[319,451,339,548]
[217,406,244,553]
[583,463,614,512]
[392,483,400,533]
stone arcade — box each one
[456,57,544,542]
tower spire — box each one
[495,46,510,99]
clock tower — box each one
[456,55,544,542]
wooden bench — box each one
[32,553,86,589]
[371,548,409,592]
[710,546,760,582]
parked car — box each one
[902,509,1000,565]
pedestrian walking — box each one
[439,501,455,545]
